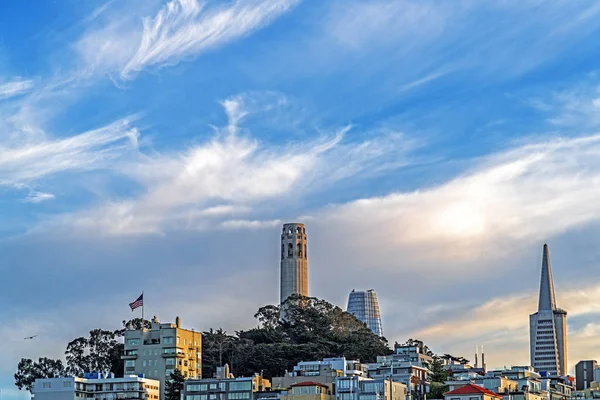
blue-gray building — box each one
[347,289,383,337]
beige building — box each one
[122,316,201,400]
[284,382,334,400]
[33,374,159,400]
[280,223,308,304]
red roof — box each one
[444,384,502,398]
[291,382,328,388]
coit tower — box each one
[280,223,308,304]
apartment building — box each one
[183,372,271,400]
[122,316,201,400]
[32,373,159,400]
[335,376,407,400]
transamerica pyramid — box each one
[529,244,568,376]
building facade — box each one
[33,373,160,400]
[529,244,568,376]
[122,316,202,400]
[347,290,383,337]
[575,360,598,391]
[183,374,271,400]
[335,376,407,400]
[280,223,308,304]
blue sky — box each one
[3,0,600,397]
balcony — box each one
[122,354,138,360]
[162,352,185,358]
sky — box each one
[2,0,600,397]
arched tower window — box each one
[297,243,302,257]
[281,244,284,259]
[304,244,307,259]
[288,243,294,257]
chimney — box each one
[482,345,486,371]
[475,345,479,368]
[176,316,181,328]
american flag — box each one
[129,293,143,311]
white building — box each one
[32,373,160,400]
[529,245,567,376]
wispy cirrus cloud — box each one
[0,79,34,100]
[37,92,412,235]
[119,0,301,79]
[0,118,140,186]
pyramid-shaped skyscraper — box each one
[529,244,567,376]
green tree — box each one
[206,295,391,378]
[428,356,449,383]
[201,328,236,378]
[165,370,185,400]
[64,329,120,377]
[14,357,65,393]
[429,382,449,399]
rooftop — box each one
[445,384,502,398]
[291,382,329,388]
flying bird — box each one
[24,335,37,340]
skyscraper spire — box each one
[538,243,557,311]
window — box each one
[154,349,158,356]
[143,360,147,367]
[43,382,51,389]
[166,358,175,366]
[64,381,72,388]
[469,397,479,400]
[125,360,136,368]
[210,384,217,390]
[127,338,140,346]
[219,382,226,391]
[228,393,250,400]
[164,337,175,345]
[229,382,251,391]
[166,369,175,376]
[177,337,181,344]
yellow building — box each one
[122,316,202,400]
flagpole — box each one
[142,291,144,323]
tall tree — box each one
[164,370,185,400]
[64,329,120,376]
[14,357,65,393]
[428,356,449,383]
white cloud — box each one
[120,0,301,79]
[0,118,140,186]
[408,282,600,372]
[0,79,34,100]
[24,191,55,203]
[37,93,412,235]
[319,134,600,263]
